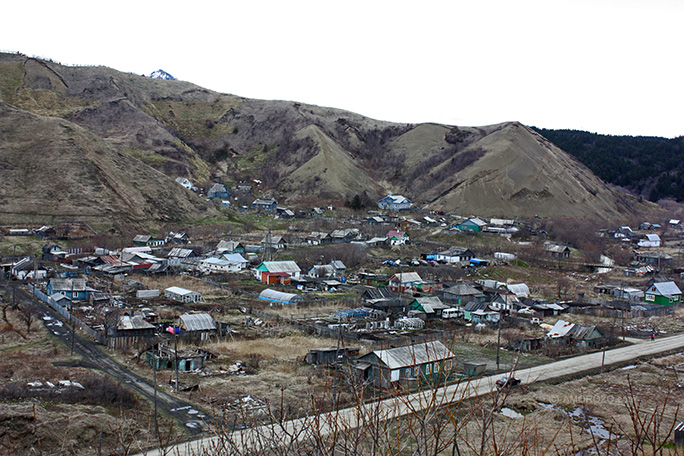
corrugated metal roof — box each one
[216,240,242,251]
[260,261,301,274]
[168,247,193,258]
[650,281,682,296]
[546,319,575,338]
[222,253,248,264]
[49,278,86,292]
[373,341,454,370]
[414,296,447,311]
[507,283,530,297]
[390,272,423,284]
[178,313,215,331]
[118,315,155,331]
[165,286,198,296]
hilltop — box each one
[0,52,647,227]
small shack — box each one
[164,286,203,303]
[304,347,360,366]
[145,347,213,371]
[175,313,217,342]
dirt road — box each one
[10,281,210,435]
[139,333,684,456]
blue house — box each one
[46,278,89,301]
[207,183,230,199]
[253,196,278,210]
[378,195,413,211]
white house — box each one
[638,234,661,248]
[165,286,203,303]
[378,195,413,211]
[435,247,475,263]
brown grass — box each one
[205,334,341,361]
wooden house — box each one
[255,260,301,284]
[46,278,88,301]
[253,196,278,210]
[356,341,455,388]
[207,183,230,199]
[455,218,486,233]
[645,281,682,305]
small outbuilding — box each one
[164,286,203,303]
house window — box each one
[645,294,654,302]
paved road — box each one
[138,332,684,456]
[7,281,210,434]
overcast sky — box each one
[3,0,683,138]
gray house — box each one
[356,340,455,388]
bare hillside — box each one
[0,52,646,223]
[0,102,218,229]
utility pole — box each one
[496,313,502,371]
[153,347,159,437]
[174,330,179,393]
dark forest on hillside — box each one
[535,128,684,202]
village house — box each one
[489,292,520,313]
[167,247,194,266]
[635,251,673,268]
[638,233,661,248]
[308,260,346,279]
[544,242,571,258]
[46,278,89,301]
[261,234,288,250]
[199,256,245,273]
[254,260,301,284]
[356,340,455,388]
[164,286,203,303]
[410,296,449,319]
[305,232,332,245]
[399,219,421,232]
[253,196,278,210]
[377,194,413,211]
[108,315,156,349]
[175,312,217,342]
[387,230,409,245]
[442,282,486,305]
[207,183,230,199]
[132,234,165,247]
[434,246,475,264]
[462,301,490,321]
[388,272,429,294]
[455,218,487,233]
[220,253,249,270]
[645,281,682,305]
[546,319,604,348]
[216,240,245,254]
[276,207,295,218]
[166,231,189,244]
[505,283,530,298]
[470,309,500,325]
[330,228,361,243]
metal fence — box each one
[28,284,104,343]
